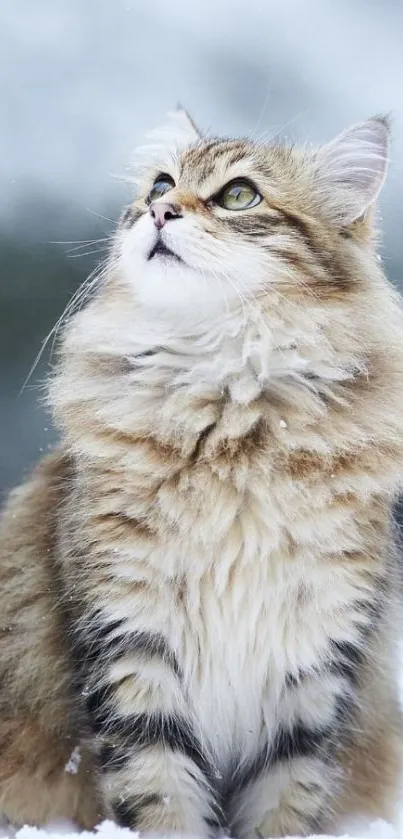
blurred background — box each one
[1,0,403,495]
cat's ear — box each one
[146,107,201,151]
[147,107,201,154]
[313,116,390,225]
[172,106,202,142]
[130,108,201,186]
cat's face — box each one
[116,112,389,322]
[119,139,305,318]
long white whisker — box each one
[248,85,273,141]
[85,209,117,225]
[67,247,110,259]
[20,257,110,394]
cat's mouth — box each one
[148,237,183,263]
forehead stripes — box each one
[179,139,254,185]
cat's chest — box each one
[90,442,361,761]
[173,553,337,764]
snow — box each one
[64,747,81,776]
[0,817,400,839]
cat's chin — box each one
[126,257,237,323]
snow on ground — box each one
[0,817,400,839]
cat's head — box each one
[115,109,390,323]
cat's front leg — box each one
[74,614,223,836]
[99,733,222,835]
[228,643,362,837]
[232,754,335,838]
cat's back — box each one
[0,454,102,828]
[0,450,73,718]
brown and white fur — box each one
[1,111,403,837]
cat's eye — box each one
[216,179,262,211]
[147,174,175,203]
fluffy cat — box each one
[1,110,403,837]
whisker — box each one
[248,85,273,141]
[20,256,110,394]
[49,237,112,247]
[67,247,110,259]
[85,208,117,225]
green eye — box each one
[147,174,175,203]
[216,179,262,211]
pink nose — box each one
[149,201,181,230]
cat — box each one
[1,109,403,838]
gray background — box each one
[1,0,403,495]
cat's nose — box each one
[149,202,182,230]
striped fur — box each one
[1,112,403,836]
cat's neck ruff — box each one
[124,297,354,407]
[126,302,307,403]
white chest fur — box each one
[71,306,374,772]
[172,534,361,768]
[111,463,367,771]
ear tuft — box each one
[129,108,201,188]
[174,105,202,140]
[146,107,201,152]
[314,116,390,225]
